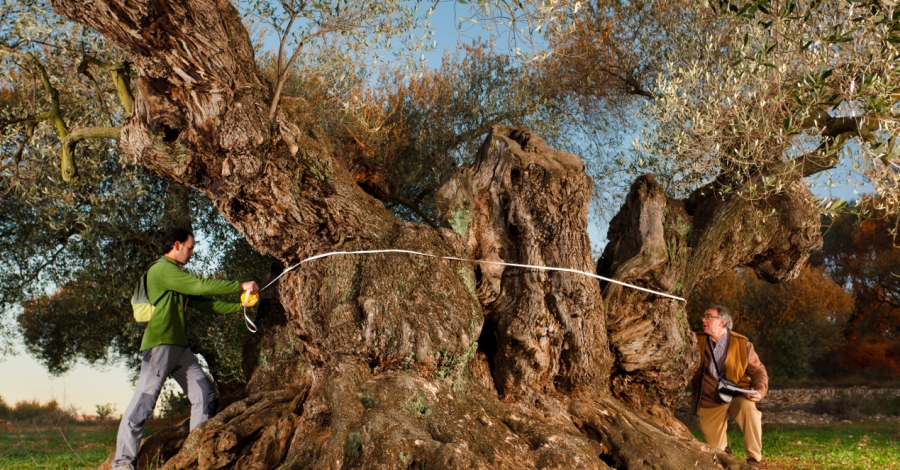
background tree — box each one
[688,265,854,380]
[809,199,900,379]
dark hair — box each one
[706,304,733,329]
[161,227,194,254]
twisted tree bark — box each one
[50,1,822,468]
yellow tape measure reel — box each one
[241,290,259,307]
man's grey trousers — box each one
[113,345,216,468]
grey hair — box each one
[706,304,733,329]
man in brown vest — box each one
[691,304,768,467]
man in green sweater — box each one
[113,227,258,470]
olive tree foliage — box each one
[240,0,573,121]
[271,42,567,227]
[239,0,436,123]
[538,0,720,223]
[632,0,900,211]
[239,0,580,226]
[544,0,900,227]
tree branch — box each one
[15,241,70,292]
[269,41,306,122]
[78,55,133,115]
[59,127,120,182]
[77,66,112,122]
[391,195,438,228]
[792,114,867,178]
[715,112,870,198]
[276,13,298,84]
[0,44,86,182]
[11,122,37,164]
[0,116,40,133]
[0,46,69,138]
[0,122,38,176]
[268,19,365,122]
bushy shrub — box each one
[156,388,191,419]
[95,403,117,420]
[0,397,76,425]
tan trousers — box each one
[696,396,762,462]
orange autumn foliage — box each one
[688,265,854,379]
[808,202,900,379]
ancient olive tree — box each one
[1,0,897,468]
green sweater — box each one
[141,256,243,351]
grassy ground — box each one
[0,421,900,470]
[693,420,900,469]
[1,418,898,468]
[0,420,117,469]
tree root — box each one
[109,368,757,470]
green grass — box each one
[2,417,899,469]
[693,420,900,469]
[0,421,118,469]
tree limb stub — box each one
[437,126,610,398]
[59,127,121,182]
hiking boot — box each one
[113,463,135,470]
[746,457,760,467]
[724,446,733,455]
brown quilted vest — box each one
[692,331,750,412]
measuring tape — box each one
[238,249,685,333]
[241,291,260,332]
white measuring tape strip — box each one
[264,249,681,297]
[241,249,684,332]
[242,304,258,333]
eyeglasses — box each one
[702,314,721,320]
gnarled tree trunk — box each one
[51,1,822,468]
